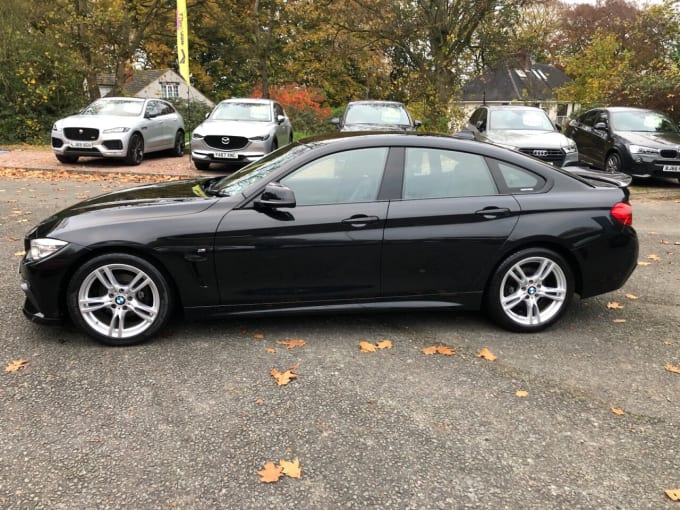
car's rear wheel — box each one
[605,152,622,173]
[171,130,185,157]
[485,248,573,332]
[194,160,210,170]
[66,253,172,346]
[56,154,79,164]
[124,133,144,165]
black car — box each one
[330,101,421,132]
[20,133,638,346]
[565,106,680,182]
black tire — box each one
[56,154,79,164]
[66,253,173,346]
[124,133,144,166]
[194,160,210,171]
[270,139,278,153]
[485,248,574,332]
[171,130,185,157]
[605,152,622,173]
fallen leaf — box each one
[647,254,661,261]
[624,293,639,300]
[664,363,680,375]
[675,241,680,246]
[257,462,283,483]
[612,319,627,323]
[660,239,670,245]
[270,367,299,386]
[277,339,306,349]
[266,347,276,353]
[637,261,651,266]
[515,390,529,398]
[279,458,302,479]
[5,359,28,372]
[611,407,625,416]
[375,339,393,350]
[421,344,455,356]
[359,341,377,353]
[253,333,265,339]
[607,301,624,310]
[255,399,265,405]
[666,489,680,501]
[14,250,25,257]
[477,347,497,361]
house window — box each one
[160,82,180,98]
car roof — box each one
[482,105,544,112]
[346,100,407,107]
[219,98,275,105]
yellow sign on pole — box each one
[176,0,190,83]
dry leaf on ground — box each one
[277,339,306,349]
[611,407,625,416]
[253,333,265,339]
[421,344,455,356]
[359,341,377,353]
[607,301,624,310]
[257,462,283,483]
[375,339,393,350]
[279,458,302,479]
[5,359,28,372]
[477,348,497,361]
[625,293,639,300]
[270,367,299,386]
[647,254,661,261]
[665,489,680,501]
[612,319,627,323]
[664,363,680,375]
[515,390,529,398]
[637,261,651,266]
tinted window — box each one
[402,148,497,199]
[281,147,388,206]
[494,161,546,192]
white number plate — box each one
[214,152,237,159]
[72,142,93,148]
[662,165,680,172]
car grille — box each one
[519,148,565,166]
[660,149,679,159]
[204,135,248,150]
[64,127,99,141]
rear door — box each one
[381,147,520,298]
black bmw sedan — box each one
[20,132,638,346]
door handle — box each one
[341,215,380,227]
[475,207,511,219]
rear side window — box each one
[492,160,546,193]
[402,148,497,199]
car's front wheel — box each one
[56,154,79,164]
[193,160,210,171]
[605,152,622,173]
[485,248,573,332]
[66,253,173,346]
[124,133,144,165]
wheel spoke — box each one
[95,266,119,290]
[501,289,525,310]
[128,301,156,322]
[128,271,151,294]
[537,285,566,302]
[536,259,555,282]
[79,294,111,313]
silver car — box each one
[191,98,293,170]
[51,97,185,166]
[465,105,578,167]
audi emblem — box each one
[221,137,230,145]
[532,150,548,157]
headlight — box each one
[249,134,271,141]
[27,238,68,261]
[629,145,659,156]
[103,127,131,134]
[192,132,204,140]
[564,141,577,153]
[52,123,61,132]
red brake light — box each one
[611,202,632,226]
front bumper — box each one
[626,157,680,178]
[191,137,269,166]
[51,135,128,159]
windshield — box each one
[210,102,272,122]
[213,143,311,196]
[81,99,144,117]
[344,103,411,126]
[610,110,679,133]
[489,109,555,131]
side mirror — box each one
[330,117,340,127]
[255,182,296,209]
[277,114,286,124]
[476,120,486,132]
[454,130,476,140]
[413,120,422,129]
[594,122,608,131]
[205,112,210,119]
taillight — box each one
[611,202,632,226]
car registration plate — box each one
[214,152,237,159]
[72,142,93,148]
[662,165,680,172]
